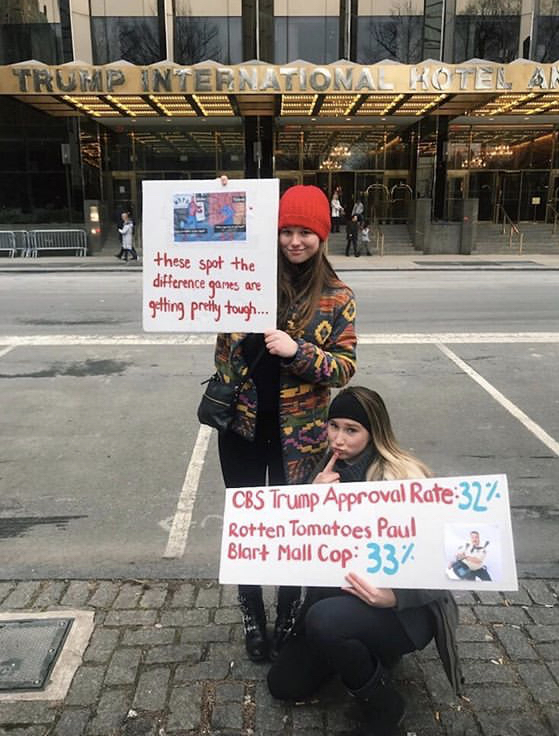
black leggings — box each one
[218,415,300,607]
[268,593,435,700]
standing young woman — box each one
[267,387,463,736]
[213,185,357,662]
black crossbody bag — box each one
[197,345,266,432]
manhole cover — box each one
[0,618,73,691]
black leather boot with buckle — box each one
[270,588,301,661]
[238,589,268,662]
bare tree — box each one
[174,16,221,64]
[117,20,162,64]
[173,0,221,63]
[455,0,521,62]
[360,1,422,63]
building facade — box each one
[1,0,559,248]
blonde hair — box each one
[333,386,431,481]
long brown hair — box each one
[333,386,431,481]
[277,242,342,333]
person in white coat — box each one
[330,191,344,232]
[116,212,137,261]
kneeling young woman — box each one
[267,386,463,736]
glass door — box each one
[469,171,496,221]
[445,172,467,220]
[498,171,521,222]
[521,171,548,222]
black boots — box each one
[239,589,268,662]
[239,587,301,663]
[270,595,300,661]
[348,661,406,736]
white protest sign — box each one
[219,474,518,591]
[142,178,278,332]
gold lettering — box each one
[174,69,192,92]
[474,66,493,90]
[260,67,281,90]
[239,67,257,90]
[355,68,376,91]
[216,68,234,91]
[153,68,171,92]
[410,66,429,90]
[194,68,211,91]
[496,67,512,90]
[79,69,103,92]
[309,68,331,92]
[12,68,31,92]
[334,67,353,90]
[33,68,54,92]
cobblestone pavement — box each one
[0,579,557,736]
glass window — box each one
[454,0,521,63]
[91,17,163,64]
[174,17,242,64]
[0,98,80,224]
[275,16,339,63]
[357,0,423,63]
[356,15,423,63]
[533,1,559,61]
[0,0,63,63]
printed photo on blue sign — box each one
[173,191,247,243]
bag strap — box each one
[234,342,266,399]
[244,342,266,381]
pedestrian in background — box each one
[352,196,365,223]
[211,184,357,663]
[360,220,372,255]
[346,214,359,257]
[268,386,463,736]
[116,212,137,261]
[331,190,344,233]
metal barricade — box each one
[12,230,32,256]
[0,231,17,258]
[29,229,87,257]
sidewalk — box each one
[1,232,559,274]
[0,578,557,735]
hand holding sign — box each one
[264,329,298,358]
[314,452,341,484]
[142,178,278,333]
[343,572,397,608]
[219,474,518,590]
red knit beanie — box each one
[278,185,331,242]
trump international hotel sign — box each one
[2,60,559,96]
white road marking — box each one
[163,424,213,559]
[3,331,558,555]
[437,343,559,457]
[1,332,559,346]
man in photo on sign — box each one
[448,530,492,582]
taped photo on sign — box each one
[445,524,501,583]
[173,191,247,243]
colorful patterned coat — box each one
[213,284,357,484]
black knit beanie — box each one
[328,391,371,433]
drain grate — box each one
[0,618,73,691]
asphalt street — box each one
[0,270,558,581]
[1,270,559,335]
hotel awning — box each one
[2,59,559,120]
